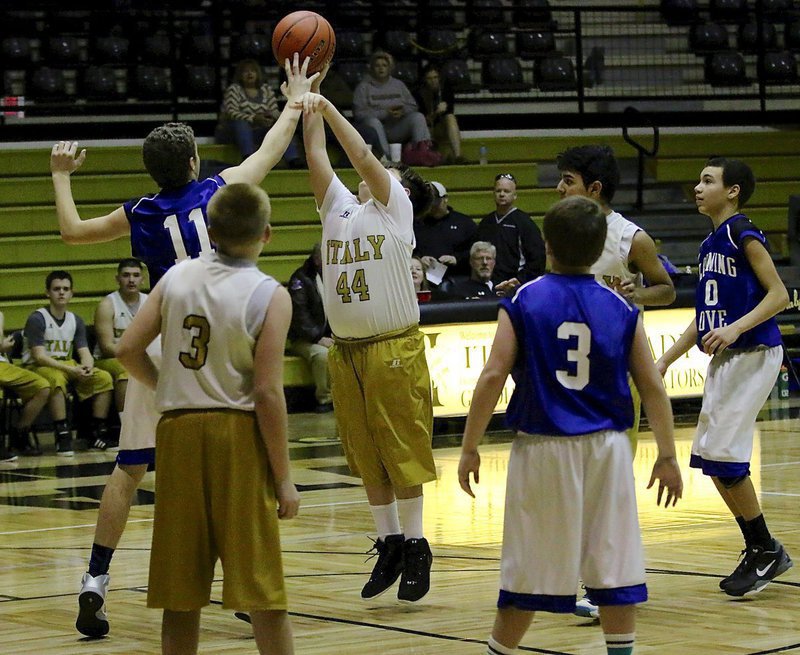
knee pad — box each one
[717,474,748,489]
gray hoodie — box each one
[353,76,419,122]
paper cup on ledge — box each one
[389,143,402,162]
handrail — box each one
[621,107,660,211]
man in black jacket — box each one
[414,181,477,279]
[476,173,545,285]
[287,244,333,413]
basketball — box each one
[272,11,336,75]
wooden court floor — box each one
[1,406,798,654]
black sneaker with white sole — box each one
[723,539,793,597]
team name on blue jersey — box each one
[501,273,638,437]
[695,214,781,350]
[123,176,225,286]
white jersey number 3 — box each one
[556,321,591,390]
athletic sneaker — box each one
[76,572,110,637]
[398,537,432,602]
[361,534,404,599]
[574,594,600,619]
[719,548,748,590]
[0,445,18,462]
[89,437,108,451]
[723,539,794,597]
[56,434,74,457]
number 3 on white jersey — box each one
[556,321,591,390]
[163,208,214,264]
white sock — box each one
[487,636,517,655]
[369,502,401,540]
[396,496,424,539]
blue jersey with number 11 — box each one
[123,176,225,286]
[501,273,639,437]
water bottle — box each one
[479,145,488,166]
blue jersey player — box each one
[657,158,793,598]
[50,55,317,638]
[459,196,682,655]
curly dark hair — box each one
[142,122,197,189]
[556,145,620,204]
[385,162,434,219]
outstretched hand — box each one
[281,53,320,103]
[647,456,683,507]
[51,141,86,176]
[293,92,331,116]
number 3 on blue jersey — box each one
[163,208,214,264]
[556,321,591,390]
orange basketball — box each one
[272,11,336,75]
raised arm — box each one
[220,55,318,186]
[302,68,334,208]
[301,92,391,205]
[50,142,131,244]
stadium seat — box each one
[786,19,800,52]
[469,30,509,58]
[516,30,556,59]
[380,3,417,31]
[704,51,748,85]
[536,55,576,91]
[515,0,554,27]
[182,65,217,98]
[689,22,730,54]
[763,51,798,83]
[139,34,172,66]
[440,59,477,91]
[336,31,367,59]
[92,36,130,65]
[81,66,122,100]
[421,0,459,28]
[335,60,366,89]
[2,37,33,69]
[421,29,460,58]
[660,0,699,27]
[393,60,419,87]
[583,46,605,88]
[738,22,778,53]
[28,67,68,99]
[183,34,216,65]
[468,0,505,27]
[230,33,271,64]
[763,0,795,15]
[382,30,415,59]
[482,57,529,91]
[710,0,748,24]
[45,36,83,66]
[135,66,171,99]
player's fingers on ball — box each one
[300,56,310,75]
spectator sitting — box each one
[441,241,501,300]
[476,172,546,287]
[93,258,148,433]
[287,244,333,413]
[414,181,477,279]
[411,255,430,293]
[22,270,114,456]
[216,59,304,168]
[414,64,467,164]
[0,310,51,459]
[353,51,440,166]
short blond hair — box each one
[207,183,271,247]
